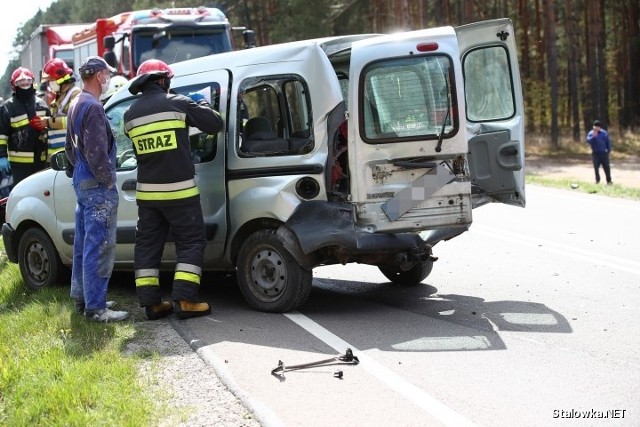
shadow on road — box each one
[176,274,571,356]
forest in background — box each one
[1,0,638,150]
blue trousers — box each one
[70,183,119,311]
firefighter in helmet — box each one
[100,75,128,104]
[0,67,50,186]
[41,58,82,161]
[123,59,223,320]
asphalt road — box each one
[173,184,640,426]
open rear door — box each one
[346,27,474,234]
[456,19,526,208]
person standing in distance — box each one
[65,56,128,322]
[586,120,612,185]
[124,59,223,320]
[0,67,50,186]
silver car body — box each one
[3,19,525,311]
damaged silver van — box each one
[2,18,525,312]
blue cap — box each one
[79,56,116,76]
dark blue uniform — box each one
[124,84,223,307]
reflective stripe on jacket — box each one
[123,84,223,206]
[0,94,50,163]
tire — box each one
[237,229,312,313]
[18,228,64,291]
[379,260,434,286]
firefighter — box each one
[41,58,82,162]
[100,75,128,104]
[123,59,223,320]
[0,67,50,186]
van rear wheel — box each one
[18,228,65,291]
[379,260,433,286]
[237,229,312,313]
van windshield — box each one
[360,55,456,143]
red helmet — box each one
[136,59,174,78]
[10,67,35,90]
[129,59,174,94]
[42,58,74,83]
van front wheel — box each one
[18,228,64,291]
[237,229,312,313]
[379,260,433,286]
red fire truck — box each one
[72,6,254,78]
[20,24,90,83]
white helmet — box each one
[100,75,129,102]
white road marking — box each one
[472,226,640,276]
[284,312,478,427]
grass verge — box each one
[526,175,640,200]
[0,242,171,426]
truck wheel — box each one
[18,228,64,291]
[379,260,434,286]
[237,229,312,313]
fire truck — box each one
[71,6,254,78]
[20,24,90,84]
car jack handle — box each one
[271,348,359,380]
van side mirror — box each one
[50,151,68,172]
[243,30,256,49]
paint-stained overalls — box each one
[65,92,118,311]
[123,84,222,307]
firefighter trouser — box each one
[134,198,206,307]
[69,179,119,311]
[10,161,45,186]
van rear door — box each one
[347,26,473,233]
[456,18,526,208]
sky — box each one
[1,0,56,75]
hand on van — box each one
[188,92,206,104]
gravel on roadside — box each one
[125,319,261,427]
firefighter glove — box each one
[0,157,9,173]
[188,92,206,104]
[29,116,48,132]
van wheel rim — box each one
[250,248,286,299]
[26,242,49,282]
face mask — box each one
[15,86,36,100]
[16,80,33,90]
[100,74,111,95]
[49,81,60,92]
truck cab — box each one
[2,19,524,313]
[72,7,255,79]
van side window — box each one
[174,83,221,163]
[463,46,515,122]
[238,75,313,157]
[106,82,221,170]
[360,55,456,143]
[106,100,137,170]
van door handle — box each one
[122,180,137,191]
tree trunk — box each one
[545,0,559,149]
[565,0,581,141]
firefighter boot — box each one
[145,301,174,320]
[175,300,211,319]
